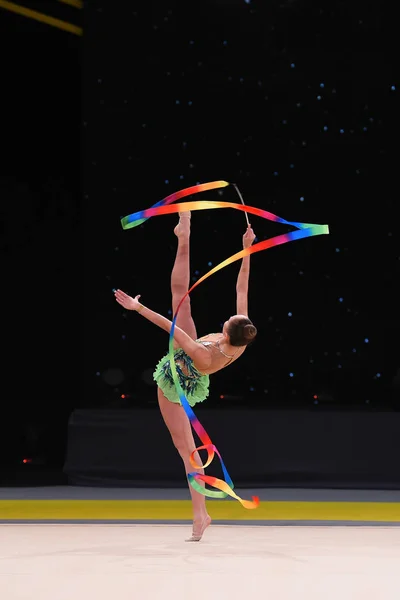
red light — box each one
[22,458,32,464]
[121,394,125,399]
[220,395,224,399]
[313,394,318,399]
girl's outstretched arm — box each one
[236,225,256,316]
[114,289,211,370]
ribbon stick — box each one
[233,183,250,227]
[121,182,329,509]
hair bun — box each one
[244,324,257,339]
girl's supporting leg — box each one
[158,387,211,541]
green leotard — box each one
[153,347,210,407]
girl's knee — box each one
[172,434,188,457]
[173,294,191,309]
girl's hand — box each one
[114,289,142,311]
[243,224,256,249]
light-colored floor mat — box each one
[1,524,400,600]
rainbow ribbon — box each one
[121,181,329,509]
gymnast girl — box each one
[114,211,257,541]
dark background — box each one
[82,0,398,409]
[1,0,398,485]
[0,1,81,480]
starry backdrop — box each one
[82,0,398,410]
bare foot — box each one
[185,514,211,542]
[174,211,191,238]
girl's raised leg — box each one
[171,212,197,344]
